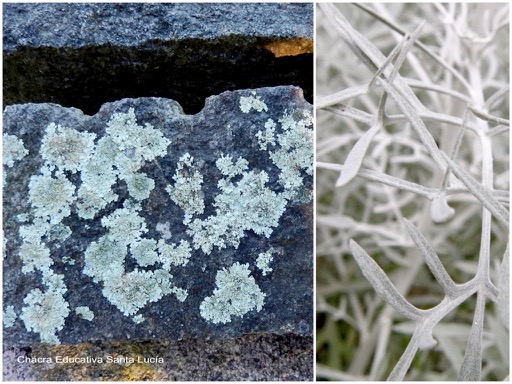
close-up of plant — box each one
[316,3,509,381]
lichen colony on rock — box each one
[3,87,313,344]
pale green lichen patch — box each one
[76,184,117,220]
[3,133,28,168]
[239,91,268,114]
[200,262,265,324]
[257,109,313,200]
[102,269,175,318]
[75,306,94,321]
[40,123,96,174]
[156,222,172,240]
[18,240,52,274]
[48,223,72,243]
[166,153,204,225]
[255,119,277,150]
[106,108,171,165]
[3,305,17,328]
[256,250,275,276]
[101,207,148,247]
[28,173,76,224]
[19,218,50,244]
[77,109,170,219]
[187,168,287,254]
[125,173,156,201]
[157,239,191,270]
[20,287,69,344]
[83,236,126,283]
[215,154,248,179]
[42,271,67,294]
[12,107,185,341]
[84,231,190,321]
[130,238,159,267]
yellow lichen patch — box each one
[264,38,313,58]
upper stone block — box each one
[3,3,313,52]
[3,3,313,115]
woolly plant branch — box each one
[317,3,509,380]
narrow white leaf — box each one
[469,104,510,126]
[378,79,447,170]
[325,104,375,125]
[349,239,424,321]
[369,38,403,88]
[316,85,368,109]
[336,125,380,188]
[388,21,426,83]
[430,193,455,223]
[353,3,473,94]
[388,326,422,380]
[498,245,509,330]
[458,293,485,381]
[317,161,436,198]
[443,154,509,229]
[403,219,458,297]
[319,3,424,111]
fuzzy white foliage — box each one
[317,3,509,381]
[335,124,379,188]
[430,193,455,223]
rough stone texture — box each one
[3,86,313,349]
[3,3,313,115]
[3,3,312,51]
[3,334,313,381]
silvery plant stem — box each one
[316,3,509,380]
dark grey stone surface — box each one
[3,3,313,52]
[3,86,313,349]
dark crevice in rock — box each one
[3,36,313,115]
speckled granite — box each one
[3,334,313,381]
